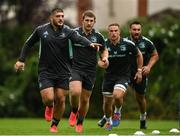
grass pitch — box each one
[0,118,179,135]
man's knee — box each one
[70,81,82,96]
[40,88,54,105]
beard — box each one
[133,34,140,40]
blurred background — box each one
[0,0,180,120]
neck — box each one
[131,35,140,42]
[82,27,92,35]
[51,23,62,31]
[111,36,120,45]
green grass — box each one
[0,118,179,135]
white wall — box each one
[93,0,137,30]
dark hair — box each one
[82,10,96,20]
[108,23,120,29]
[51,7,64,15]
[129,21,142,28]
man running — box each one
[14,8,101,133]
[68,10,109,133]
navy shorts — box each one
[70,69,96,91]
[130,76,148,95]
[102,75,130,96]
[38,73,70,91]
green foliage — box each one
[0,26,42,117]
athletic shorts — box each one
[70,69,96,91]
[102,75,130,96]
[130,76,148,95]
[38,73,70,91]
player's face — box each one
[129,24,142,40]
[108,25,120,42]
[82,16,95,33]
[51,11,64,27]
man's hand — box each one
[98,57,109,69]
[134,68,142,83]
[90,43,102,51]
[142,66,151,76]
[14,61,25,72]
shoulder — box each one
[73,27,81,32]
[63,24,72,31]
[94,29,104,39]
[123,38,135,46]
[142,36,154,45]
[62,25,75,35]
[36,23,50,30]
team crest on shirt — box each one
[43,31,48,38]
[90,36,97,42]
[120,45,127,51]
[139,42,145,48]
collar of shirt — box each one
[109,37,121,46]
[50,23,64,31]
[80,27,95,36]
[129,35,143,44]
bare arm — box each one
[142,50,159,76]
[134,49,143,83]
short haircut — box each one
[82,10,96,20]
[108,23,120,29]
[51,7,64,15]
[129,21,142,28]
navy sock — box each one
[72,107,78,114]
[77,115,84,125]
[51,118,60,127]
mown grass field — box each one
[0,118,179,135]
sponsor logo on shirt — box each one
[139,42,145,48]
[91,36,97,43]
[120,45,127,51]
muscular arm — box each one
[142,50,159,76]
[136,49,143,70]
[134,49,143,83]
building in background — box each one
[0,0,180,29]
[92,0,180,29]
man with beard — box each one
[98,21,159,130]
[127,21,159,129]
[14,8,101,133]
